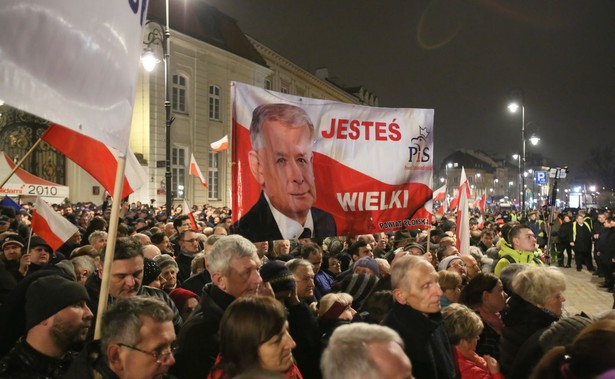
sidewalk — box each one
[558,266,614,318]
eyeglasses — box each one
[118,343,177,364]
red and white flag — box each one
[210,135,228,152]
[432,184,446,202]
[472,194,486,213]
[182,200,198,231]
[0,0,147,153]
[449,170,471,211]
[41,124,147,199]
[31,196,79,252]
[189,154,208,188]
[455,167,471,255]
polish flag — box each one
[472,194,486,213]
[41,124,147,199]
[432,184,446,202]
[31,196,79,252]
[449,170,471,211]
[182,199,198,231]
[189,154,208,188]
[455,167,471,255]
[210,135,228,152]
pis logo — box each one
[408,126,431,163]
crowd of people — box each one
[1,200,615,378]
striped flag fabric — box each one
[31,196,78,251]
[189,154,208,188]
[182,199,198,231]
[210,135,228,152]
[432,184,446,202]
[455,167,471,255]
[41,124,147,199]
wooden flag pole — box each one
[0,138,43,189]
[93,154,127,339]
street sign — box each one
[535,171,547,185]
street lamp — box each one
[143,0,174,219]
[508,102,527,214]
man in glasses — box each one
[64,296,176,379]
[176,230,201,283]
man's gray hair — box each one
[249,103,314,150]
[321,323,405,379]
[285,258,312,274]
[88,230,108,245]
[390,254,432,289]
[101,297,174,354]
[208,234,258,276]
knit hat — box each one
[539,315,593,352]
[2,234,24,249]
[340,273,378,309]
[169,288,200,312]
[404,242,426,254]
[25,276,89,330]
[29,236,52,253]
[260,260,295,293]
[142,258,162,286]
[438,255,462,272]
[353,257,380,276]
[154,254,178,271]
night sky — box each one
[207,0,615,174]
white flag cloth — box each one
[210,135,229,152]
[0,1,148,152]
[31,196,78,251]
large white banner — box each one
[0,0,149,152]
[231,82,434,242]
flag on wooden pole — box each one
[31,196,78,251]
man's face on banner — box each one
[251,120,316,222]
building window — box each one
[172,74,187,113]
[281,87,289,94]
[208,151,219,199]
[172,147,186,199]
[264,79,272,90]
[209,85,221,120]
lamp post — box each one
[143,0,174,219]
[445,162,453,200]
[512,153,521,210]
[508,102,526,214]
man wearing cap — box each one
[154,254,179,293]
[0,215,11,234]
[22,236,54,276]
[0,234,29,281]
[0,275,93,378]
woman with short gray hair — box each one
[499,266,566,376]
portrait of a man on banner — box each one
[231,82,433,242]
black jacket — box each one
[0,337,75,379]
[233,192,337,242]
[382,302,457,379]
[499,294,559,375]
[171,283,234,379]
[63,340,177,379]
